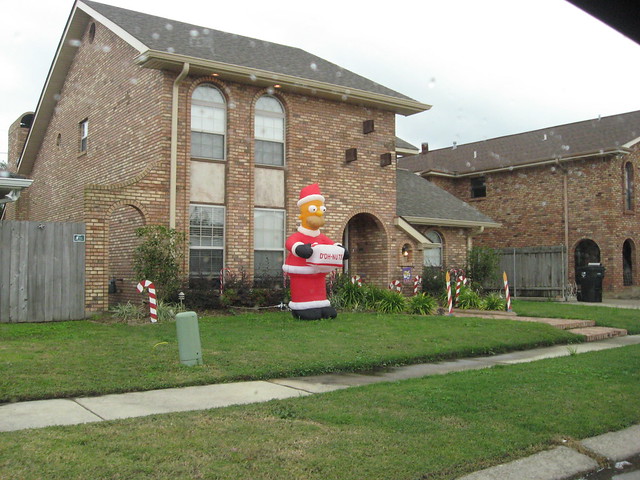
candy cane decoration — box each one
[413,275,422,295]
[219,268,231,296]
[455,276,463,305]
[136,280,157,323]
[445,271,453,315]
[389,279,402,292]
[351,275,362,287]
[503,271,512,312]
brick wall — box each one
[12,15,414,313]
[428,148,640,292]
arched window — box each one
[191,84,226,160]
[255,96,285,166]
[423,230,443,267]
[574,239,600,268]
[624,162,634,211]
[623,239,634,286]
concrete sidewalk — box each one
[2,335,639,479]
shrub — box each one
[466,246,500,288]
[456,285,482,310]
[133,226,185,302]
[407,293,438,315]
[109,302,144,323]
[422,266,447,296]
[375,289,407,314]
[330,274,369,311]
[481,292,506,311]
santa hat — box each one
[297,183,325,207]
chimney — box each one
[7,112,34,171]
[421,142,429,154]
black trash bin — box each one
[576,264,605,302]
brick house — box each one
[399,111,640,296]
[4,0,497,315]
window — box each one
[254,209,285,278]
[189,205,225,277]
[624,162,634,211]
[255,96,285,166]
[470,176,486,198]
[79,119,88,153]
[423,230,443,267]
[191,84,226,160]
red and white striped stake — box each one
[219,268,231,296]
[413,275,422,295]
[351,274,362,287]
[503,271,512,312]
[455,276,463,305]
[389,279,402,292]
[445,271,453,315]
[136,280,157,323]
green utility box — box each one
[175,311,203,366]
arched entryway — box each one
[574,239,600,269]
[108,204,146,307]
[343,213,388,287]
[623,239,635,286]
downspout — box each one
[170,63,190,229]
[556,160,570,299]
[466,226,484,252]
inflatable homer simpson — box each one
[283,183,349,320]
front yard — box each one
[1,300,638,479]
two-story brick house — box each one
[399,110,640,296]
[4,0,499,315]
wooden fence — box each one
[493,246,567,298]
[0,221,85,322]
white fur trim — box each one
[297,194,325,207]
[289,300,331,310]
[297,226,321,237]
[282,264,320,274]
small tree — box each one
[133,225,185,302]
[466,246,500,288]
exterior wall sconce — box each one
[402,244,411,257]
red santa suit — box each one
[283,226,339,311]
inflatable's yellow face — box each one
[299,200,326,230]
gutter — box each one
[417,148,630,179]
[170,63,190,229]
[135,51,431,116]
[401,215,501,229]
[394,217,433,247]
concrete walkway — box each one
[2,336,640,480]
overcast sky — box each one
[1,0,639,165]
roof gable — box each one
[399,110,640,176]
[18,0,429,174]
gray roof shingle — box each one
[83,0,416,102]
[398,110,640,175]
[396,169,498,226]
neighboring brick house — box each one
[399,111,640,296]
[4,0,497,315]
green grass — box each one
[1,344,638,480]
[0,312,579,402]
[513,299,640,334]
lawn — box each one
[1,344,638,480]
[513,299,640,334]
[0,311,579,402]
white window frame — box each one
[191,84,226,161]
[254,208,286,276]
[255,96,285,167]
[189,204,225,278]
[423,230,443,267]
[79,119,88,153]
